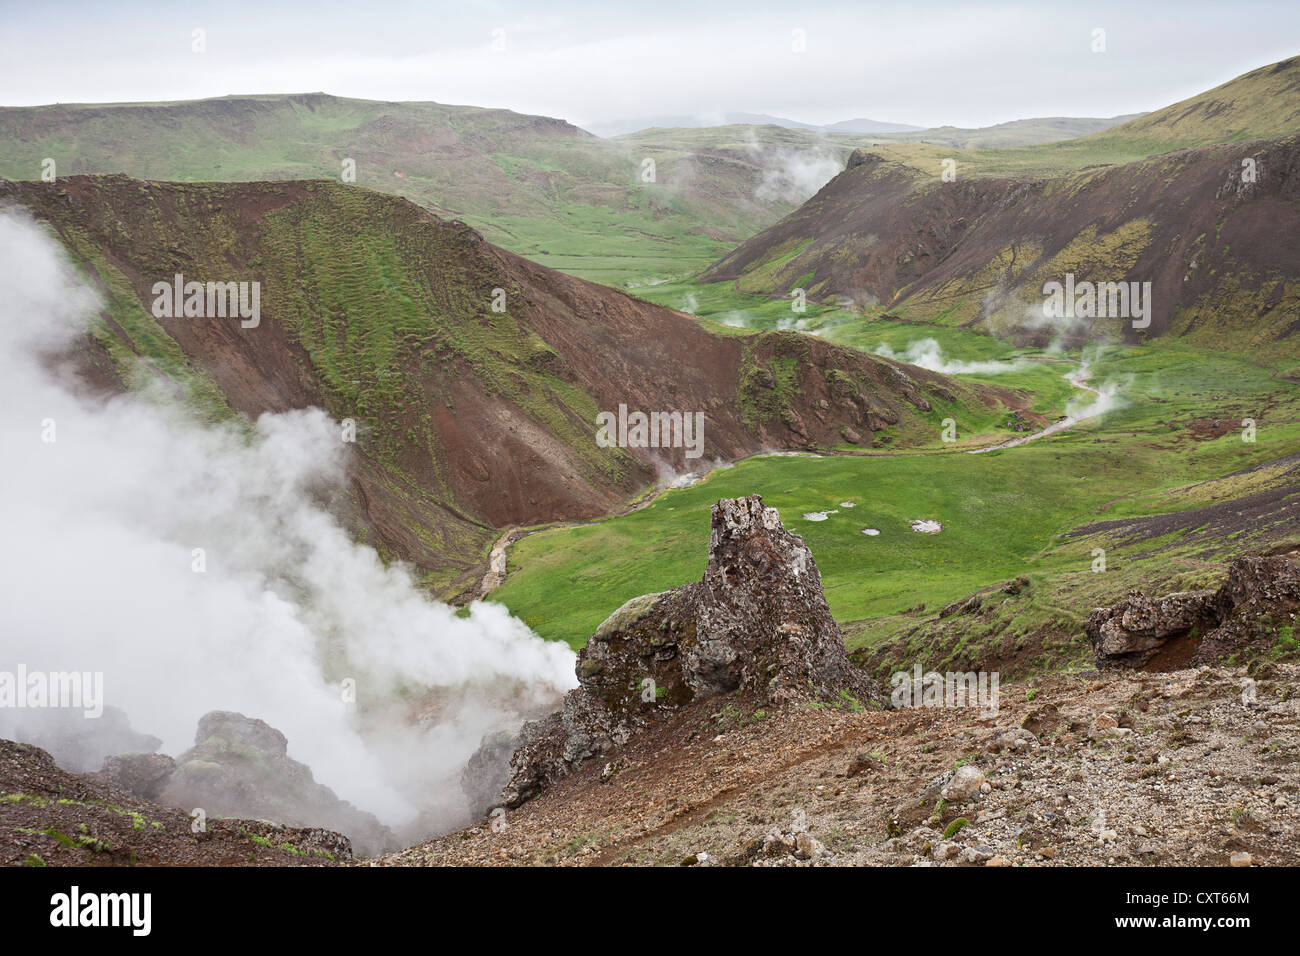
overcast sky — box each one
[1,1,1296,129]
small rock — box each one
[793,831,825,860]
[940,765,986,802]
[933,841,960,861]
[958,844,994,865]
[1230,852,1253,868]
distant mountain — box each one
[873,114,1143,149]
[586,114,921,138]
[0,93,816,286]
[588,112,1142,146]
[585,113,817,137]
[820,118,925,134]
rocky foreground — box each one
[0,738,348,866]
[5,495,1296,867]
[376,661,1299,867]
[377,496,1299,867]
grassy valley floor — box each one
[488,284,1300,673]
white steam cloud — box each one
[743,131,843,205]
[968,358,1126,454]
[0,211,576,840]
[872,338,1027,375]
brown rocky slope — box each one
[1,175,1013,597]
[704,132,1300,348]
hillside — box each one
[1085,55,1300,148]
[0,93,827,285]
[1,174,1013,598]
[700,56,1300,348]
[871,114,1142,149]
[0,92,1163,289]
[855,56,1300,181]
[586,114,921,137]
[703,134,1300,346]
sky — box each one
[1,1,1296,129]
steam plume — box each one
[0,210,576,839]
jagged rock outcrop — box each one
[491,495,880,808]
[1088,553,1300,668]
[460,730,516,819]
[157,711,395,857]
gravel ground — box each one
[374,663,1299,867]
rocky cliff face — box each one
[1088,553,1300,669]
[482,495,880,810]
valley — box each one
[1,34,1298,878]
[489,326,1299,667]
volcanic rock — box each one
[95,752,176,801]
[158,711,394,857]
[1088,553,1300,668]
[493,494,880,808]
